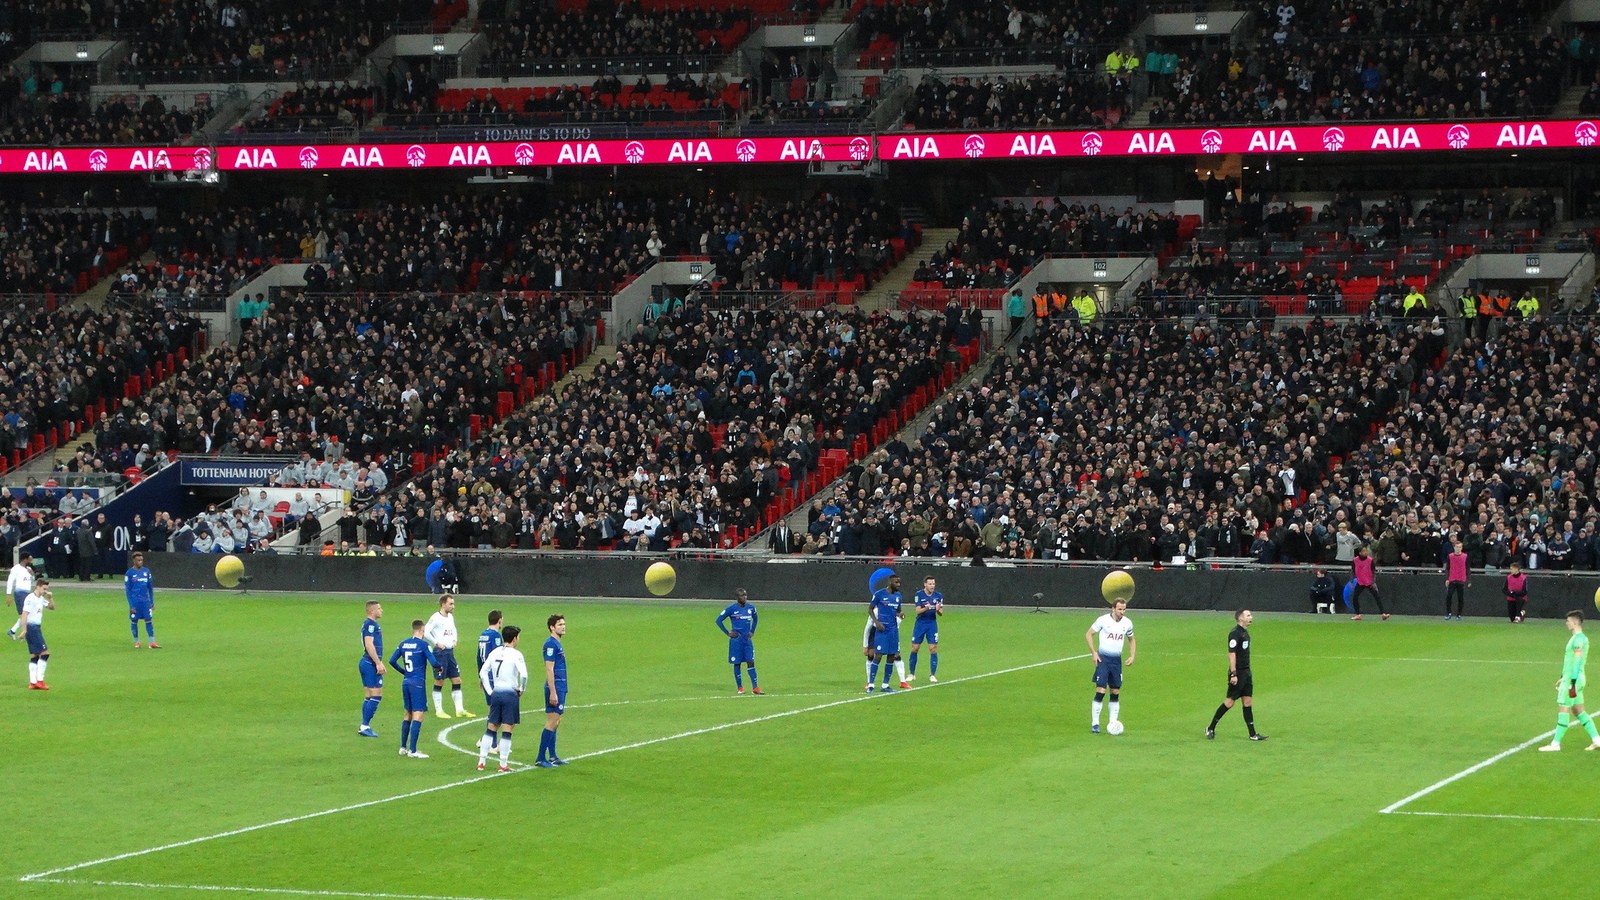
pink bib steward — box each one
[1353,556,1375,586]
[1447,553,1469,583]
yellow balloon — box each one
[645,561,677,597]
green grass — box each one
[1,587,1586,899]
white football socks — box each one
[498,737,512,765]
[1109,701,1120,723]
[433,690,445,715]
[1092,699,1103,725]
[895,660,907,682]
[452,687,464,713]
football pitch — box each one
[3,587,1589,899]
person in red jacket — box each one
[1504,560,1529,623]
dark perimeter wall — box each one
[147,554,1600,621]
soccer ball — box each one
[1106,720,1125,736]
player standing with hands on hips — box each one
[1085,599,1134,733]
[357,601,384,738]
[716,589,761,694]
[126,551,158,648]
[1538,610,1600,752]
[1207,609,1267,741]
[907,576,942,683]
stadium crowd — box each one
[905,72,1126,131]
[380,302,946,552]
[855,0,1133,65]
[0,86,212,146]
[0,301,203,460]
[241,84,379,133]
[99,288,591,465]
[0,203,149,296]
[796,314,1444,562]
[1146,29,1566,126]
[112,0,432,82]
[106,190,910,302]
[481,6,751,75]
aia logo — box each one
[405,144,427,167]
[298,146,319,169]
[623,141,646,164]
[513,143,536,165]
[848,136,871,160]
[963,134,986,158]
[1321,127,1346,151]
[735,139,758,163]
[1200,130,1224,153]
[1446,125,1471,150]
[1081,132,1103,156]
[192,147,213,171]
[88,149,108,171]
[1577,122,1598,147]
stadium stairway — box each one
[859,226,958,312]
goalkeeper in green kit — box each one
[1539,610,1600,752]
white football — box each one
[1106,720,1125,736]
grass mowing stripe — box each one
[1379,730,1555,814]
[560,653,1088,764]
[26,878,497,900]
[23,653,1085,885]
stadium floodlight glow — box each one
[803,25,816,43]
[75,43,89,60]
[1194,14,1208,31]
[432,36,446,54]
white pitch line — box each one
[1379,730,1555,814]
[22,654,1085,884]
[24,878,499,900]
[1389,810,1600,824]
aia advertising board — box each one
[0,121,1593,174]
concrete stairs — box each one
[858,226,957,312]
[1555,84,1589,118]
[1125,97,1160,128]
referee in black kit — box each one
[1207,609,1267,741]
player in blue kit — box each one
[125,551,158,649]
[869,575,905,693]
[357,600,384,737]
[535,613,567,768]
[716,588,762,694]
[389,619,439,758]
[907,576,943,684]
[477,609,504,704]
